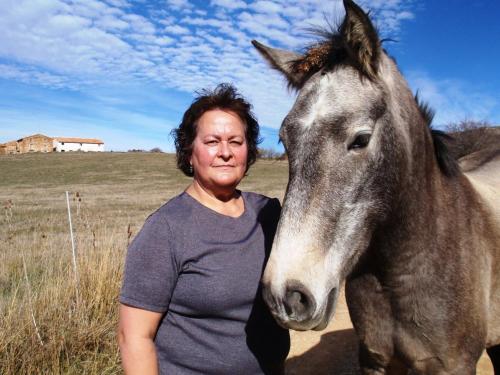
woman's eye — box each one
[348,132,371,150]
[206,140,218,145]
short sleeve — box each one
[256,197,281,259]
[120,212,179,313]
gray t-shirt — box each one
[120,191,290,375]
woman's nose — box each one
[218,142,232,159]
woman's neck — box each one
[185,180,245,218]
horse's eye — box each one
[348,132,371,150]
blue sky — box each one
[0,0,499,152]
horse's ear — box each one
[252,40,305,89]
[341,0,381,79]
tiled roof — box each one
[53,137,104,144]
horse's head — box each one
[254,0,441,330]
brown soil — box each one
[285,288,494,375]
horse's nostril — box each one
[284,290,306,315]
[283,281,316,322]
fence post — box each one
[66,191,79,294]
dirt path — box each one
[285,288,494,375]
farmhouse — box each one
[52,137,104,152]
[0,134,53,154]
[0,141,18,155]
[0,134,105,154]
[18,134,53,153]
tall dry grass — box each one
[0,196,126,374]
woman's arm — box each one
[118,304,163,375]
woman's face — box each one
[190,109,248,196]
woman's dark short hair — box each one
[172,83,261,177]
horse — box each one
[252,0,500,374]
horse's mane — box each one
[289,32,345,86]
[289,23,381,89]
[414,94,460,177]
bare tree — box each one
[445,119,491,133]
[257,147,286,160]
[444,120,499,160]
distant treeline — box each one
[127,147,164,153]
[257,147,286,160]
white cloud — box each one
[0,64,79,89]
[95,14,130,30]
[70,0,116,18]
[280,5,305,19]
[166,0,193,11]
[179,35,202,44]
[103,0,131,8]
[250,1,282,14]
[164,24,190,34]
[46,14,92,33]
[200,33,227,48]
[181,16,231,28]
[155,36,174,45]
[397,11,414,20]
[239,11,289,30]
[122,13,156,34]
[210,0,247,10]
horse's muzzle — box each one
[262,279,318,330]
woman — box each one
[118,83,290,374]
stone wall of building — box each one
[17,134,54,153]
[0,141,18,155]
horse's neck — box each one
[387,81,452,241]
[374,165,487,282]
[367,56,497,293]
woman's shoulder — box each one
[242,192,281,215]
[147,192,195,224]
[242,191,276,205]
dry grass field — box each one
[0,152,287,374]
[0,152,493,374]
